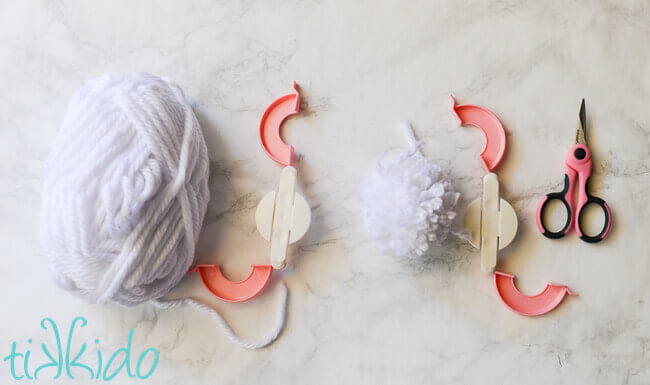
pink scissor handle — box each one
[570,144,612,242]
[537,144,611,242]
[567,144,592,213]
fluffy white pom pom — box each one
[357,121,460,257]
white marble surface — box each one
[0,0,649,383]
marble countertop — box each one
[0,0,648,384]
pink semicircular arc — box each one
[259,82,301,167]
[493,271,577,316]
[450,95,506,172]
[189,264,273,303]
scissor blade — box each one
[575,98,587,145]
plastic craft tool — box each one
[536,99,612,243]
[463,173,517,274]
[191,83,311,302]
[455,95,575,316]
[493,272,577,316]
[451,95,506,173]
[455,96,517,274]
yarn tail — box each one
[152,282,289,349]
[400,120,422,154]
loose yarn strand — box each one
[400,120,422,153]
[152,282,289,350]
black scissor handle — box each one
[576,178,612,243]
[537,174,572,239]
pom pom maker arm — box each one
[191,83,311,302]
[493,272,577,316]
[455,95,575,316]
[450,95,505,173]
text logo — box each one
[3,317,159,381]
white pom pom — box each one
[357,121,460,257]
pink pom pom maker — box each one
[455,95,576,316]
[190,83,311,302]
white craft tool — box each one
[256,166,311,269]
[463,173,517,274]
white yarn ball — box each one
[357,122,460,257]
[41,73,210,306]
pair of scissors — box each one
[536,99,612,243]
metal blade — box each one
[575,98,587,145]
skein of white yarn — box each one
[40,72,287,349]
